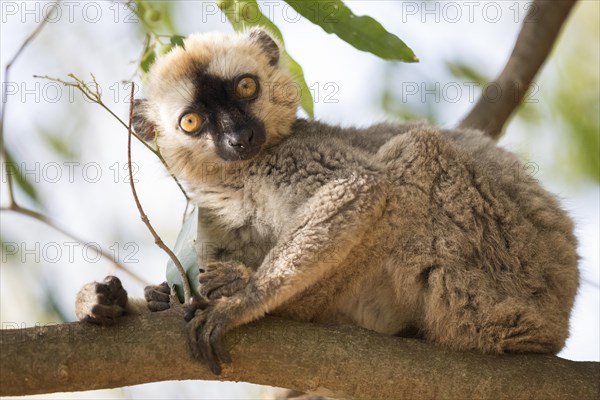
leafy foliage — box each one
[445,61,489,86]
[218,0,315,117]
[549,2,600,184]
[134,0,419,117]
[132,1,178,76]
[552,74,600,183]
[3,149,41,206]
[286,0,417,62]
[38,131,77,161]
[140,49,156,74]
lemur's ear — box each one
[248,28,280,66]
[132,99,157,141]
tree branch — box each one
[1,312,598,399]
[458,0,578,139]
[0,205,148,287]
[126,83,192,303]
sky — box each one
[1,1,598,399]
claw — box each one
[200,329,221,375]
[183,296,209,322]
[103,275,122,289]
[184,296,235,375]
[184,308,195,322]
[144,286,170,303]
[211,326,231,364]
[210,360,222,375]
[143,281,172,312]
[187,312,206,361]
[185,304,227,375]
[94,283,110,295]
[147,300,170,311]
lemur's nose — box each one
[226,130,254,149]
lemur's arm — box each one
[186,173,388,374]
[74,209,260,325]
[195,209,264,299]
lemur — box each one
[76,28,579,376]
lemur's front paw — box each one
[184,296,237,375]
[198,261,251,300]
[144,281,171,312]
[75,276,127,325]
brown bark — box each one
[1,2,595,400]
[1,310,598,399]
[458,0,578,139]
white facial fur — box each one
[140,29,300,184]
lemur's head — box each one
[133,28,299,173]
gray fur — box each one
[187,119,579,353]
[75,29,579,375]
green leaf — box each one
[554,87,600,183]
[159,43,174,55]
[285,0,418,62]
[166,208,201,302]
[218,0,314,117]
[1,237,20,261]
[170,35,186,49]
[134,1,177,35]
[145,8,161,23]
[140,49,156,74]
[446,61,489,86]
[3,149,41,206]
[39,132,77,161]
[283,52,314,117]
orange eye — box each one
[235,76,258,99]
[179,112,202,133]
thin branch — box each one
[32,74,151,153]
[0,11,147,288]
[1,313,598,399]
[458,0,578,139]
[0,206,148,287]
[0,4,58,207]
[126,83,192,303]
[0,144,16,208]
[33,74,189,200]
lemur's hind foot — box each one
[75,275,127,325]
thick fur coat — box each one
[76,28,579,374]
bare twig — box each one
[0,206,148,287]
[126,83,192,303]
[458,0,578,139]
[0,4,57,207]
[32,75,149,153]
[0,10,147,288]
[33,74,189,200]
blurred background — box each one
[1,1,598,399]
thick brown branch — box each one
[459,0,578,139]
[1,312,598,399]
